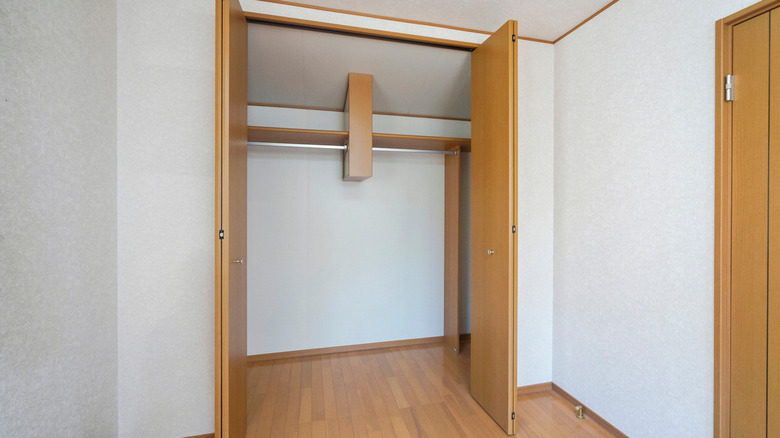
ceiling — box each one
[248,23,472,119]
[281,0,614,42]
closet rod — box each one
[373,147,458,155]
[248,141,459,155]
[248,141,346,151]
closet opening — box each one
[244,20,473,362]
[216,2,517,433]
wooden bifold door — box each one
[215,0,248,436]
[470,19,518,435]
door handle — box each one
[487,250,494,255]
[233,258,244,264]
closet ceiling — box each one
[247,23,471,119]
[276,0,614,41]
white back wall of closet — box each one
[247,106,471,138]
[247,149,446,354]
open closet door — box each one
[470,20,518,435]
[215,0,247,436]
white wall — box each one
[240,0,488,45]
[247,148,446,354]
[0,2,117,436]
[247,105,471,138]
[516,40,555,386]
[116,0,215,436]
[553,0,756,436]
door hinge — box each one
[512,412,515,420]
[512,34,516,42]
[725,74,734,102]
[219,229,224,240]
[512,225,516,234]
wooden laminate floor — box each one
[246,342,615,437]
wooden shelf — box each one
[248,126,471,153]
[248,126,348,145]
[373,133,471,152]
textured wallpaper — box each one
[516,40,555,387]
[553,0,758,436]
[116,0,215,436]
[247,149,445,354]
[0,1,117,437]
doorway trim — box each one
[714,1,780,436]
[215,8,488,436]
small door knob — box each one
[487,250,494,255]
[233,258,244,264]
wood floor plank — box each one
[340,355,369,438]
[389,415,412,438]
[311,357,325,422]
[300,361,313,424]
[383,349,421,408]
[395,350,432,406]
[268,360,292,437]
[298,421,312,438]
[358,354,396,437]
[311,420,326,438]
[285,361,303,436]
[320,356,338,420]
[248,343,618,437]
[348,353,381,436]
[324,418,340,438]
[253,361,283,438]
[245,366,265,437]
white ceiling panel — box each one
[248,23,472,119]
[280,0,613,41]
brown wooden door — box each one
[444,149,461,354]
[770,11,780,437]
[470,20,518,435]
[731,12,770,437]
[730,7,780,437]
[215,0,247,436]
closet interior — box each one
[244,22,473,358]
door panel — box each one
[444,149,461,354]
[470,20,517,435]
[731,12,769,438]
[216,0,247,436]
[770,9,780,438]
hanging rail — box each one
[247,141,459,155]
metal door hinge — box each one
[512,412,516,420]
[512,34,516,42]
[219,229,224,240]
[725,75,734,102]
[512,225,516,234]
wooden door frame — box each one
[214,1,224,434]
[215,0,248,436]
[214,10,511,436]
[714,1,780,436]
